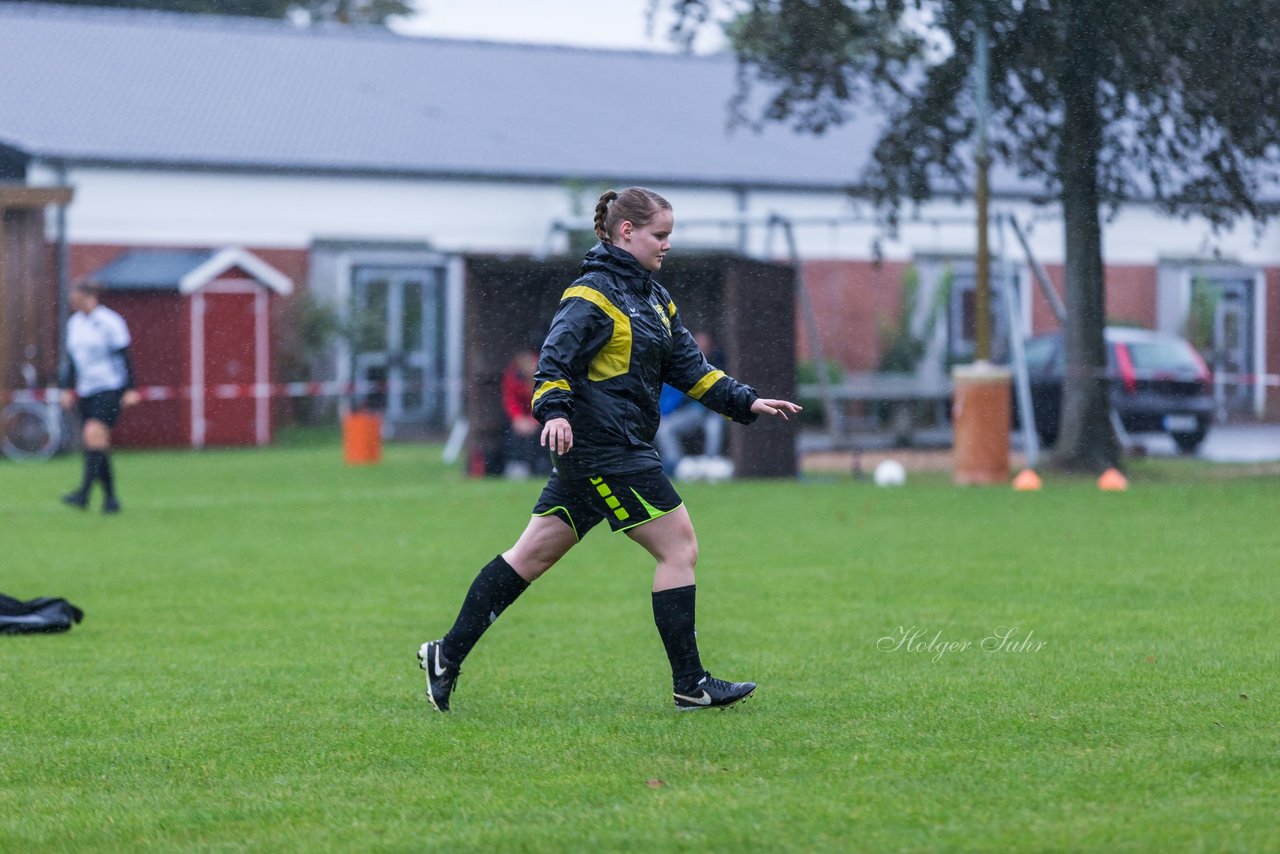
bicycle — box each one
[1,357,64,462]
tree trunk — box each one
[1050,8,1118,473]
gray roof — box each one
[0,1,899,191]
[85,246,294,294]
[86,249,214,289]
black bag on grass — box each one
[0,594,85,635]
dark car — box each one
[1020,327,1214,453]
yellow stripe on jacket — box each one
[687,369,726,400]
[532,379,571,405]
[561,285,632,380]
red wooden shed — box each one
[85,247,293,449]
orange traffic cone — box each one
[1012,469,1042,491]
[1097,468,1128,491]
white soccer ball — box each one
[873,459,907,487]
[674,455,706,482]
[702,455,735,484]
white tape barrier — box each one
[5,381,386,405]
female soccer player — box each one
[419,187,801,712]
[59,282,141,514]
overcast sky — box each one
[390,0,729,52]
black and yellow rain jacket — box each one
[532,242,759,479]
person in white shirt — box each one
[59,283,141,513]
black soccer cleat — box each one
[62,491,89,510]
[673,672,756,711]
[102,497,121,514]
[418,640,460,713]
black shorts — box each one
[78,390,124,428]
[532,468,684,541]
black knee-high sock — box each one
[441,555,530,665]
[652,585,705,690]
[95,451,116,500]
[78,450,98,495]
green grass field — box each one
[2,438,1278,851]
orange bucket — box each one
[343,411,383,465]
[952,363,1011,485]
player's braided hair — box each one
[593,190,618,241]
[593,187,671,244]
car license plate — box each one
[1164,414,1198,432]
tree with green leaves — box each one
[21,0,411,25]
[667,0,1280,471]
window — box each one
[946,264,1017,364]
[1126,339,1202,374]
[1024,336,1060,374]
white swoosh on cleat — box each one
[675,690,712,706]
[432,648,449,678]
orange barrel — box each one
[342,411,383,465]
[952,362,1011,485]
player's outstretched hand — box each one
[751,398,803,420]
[541,417,573,455]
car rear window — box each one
[1024,337,1062,372]
[1125,339,1201,372]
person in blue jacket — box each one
[418,187,800,713]
[657,329,727,476]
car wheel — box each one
[1171,429,1207,455]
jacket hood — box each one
[580,242,654,288]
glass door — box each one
[351,265,446,429]
[1213,278,1253,415]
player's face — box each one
[621,208,674,272]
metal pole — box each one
[998,214,1040,467]
[1008,214,1067,325]
[974,6,992,362]
[55,162,72,372]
